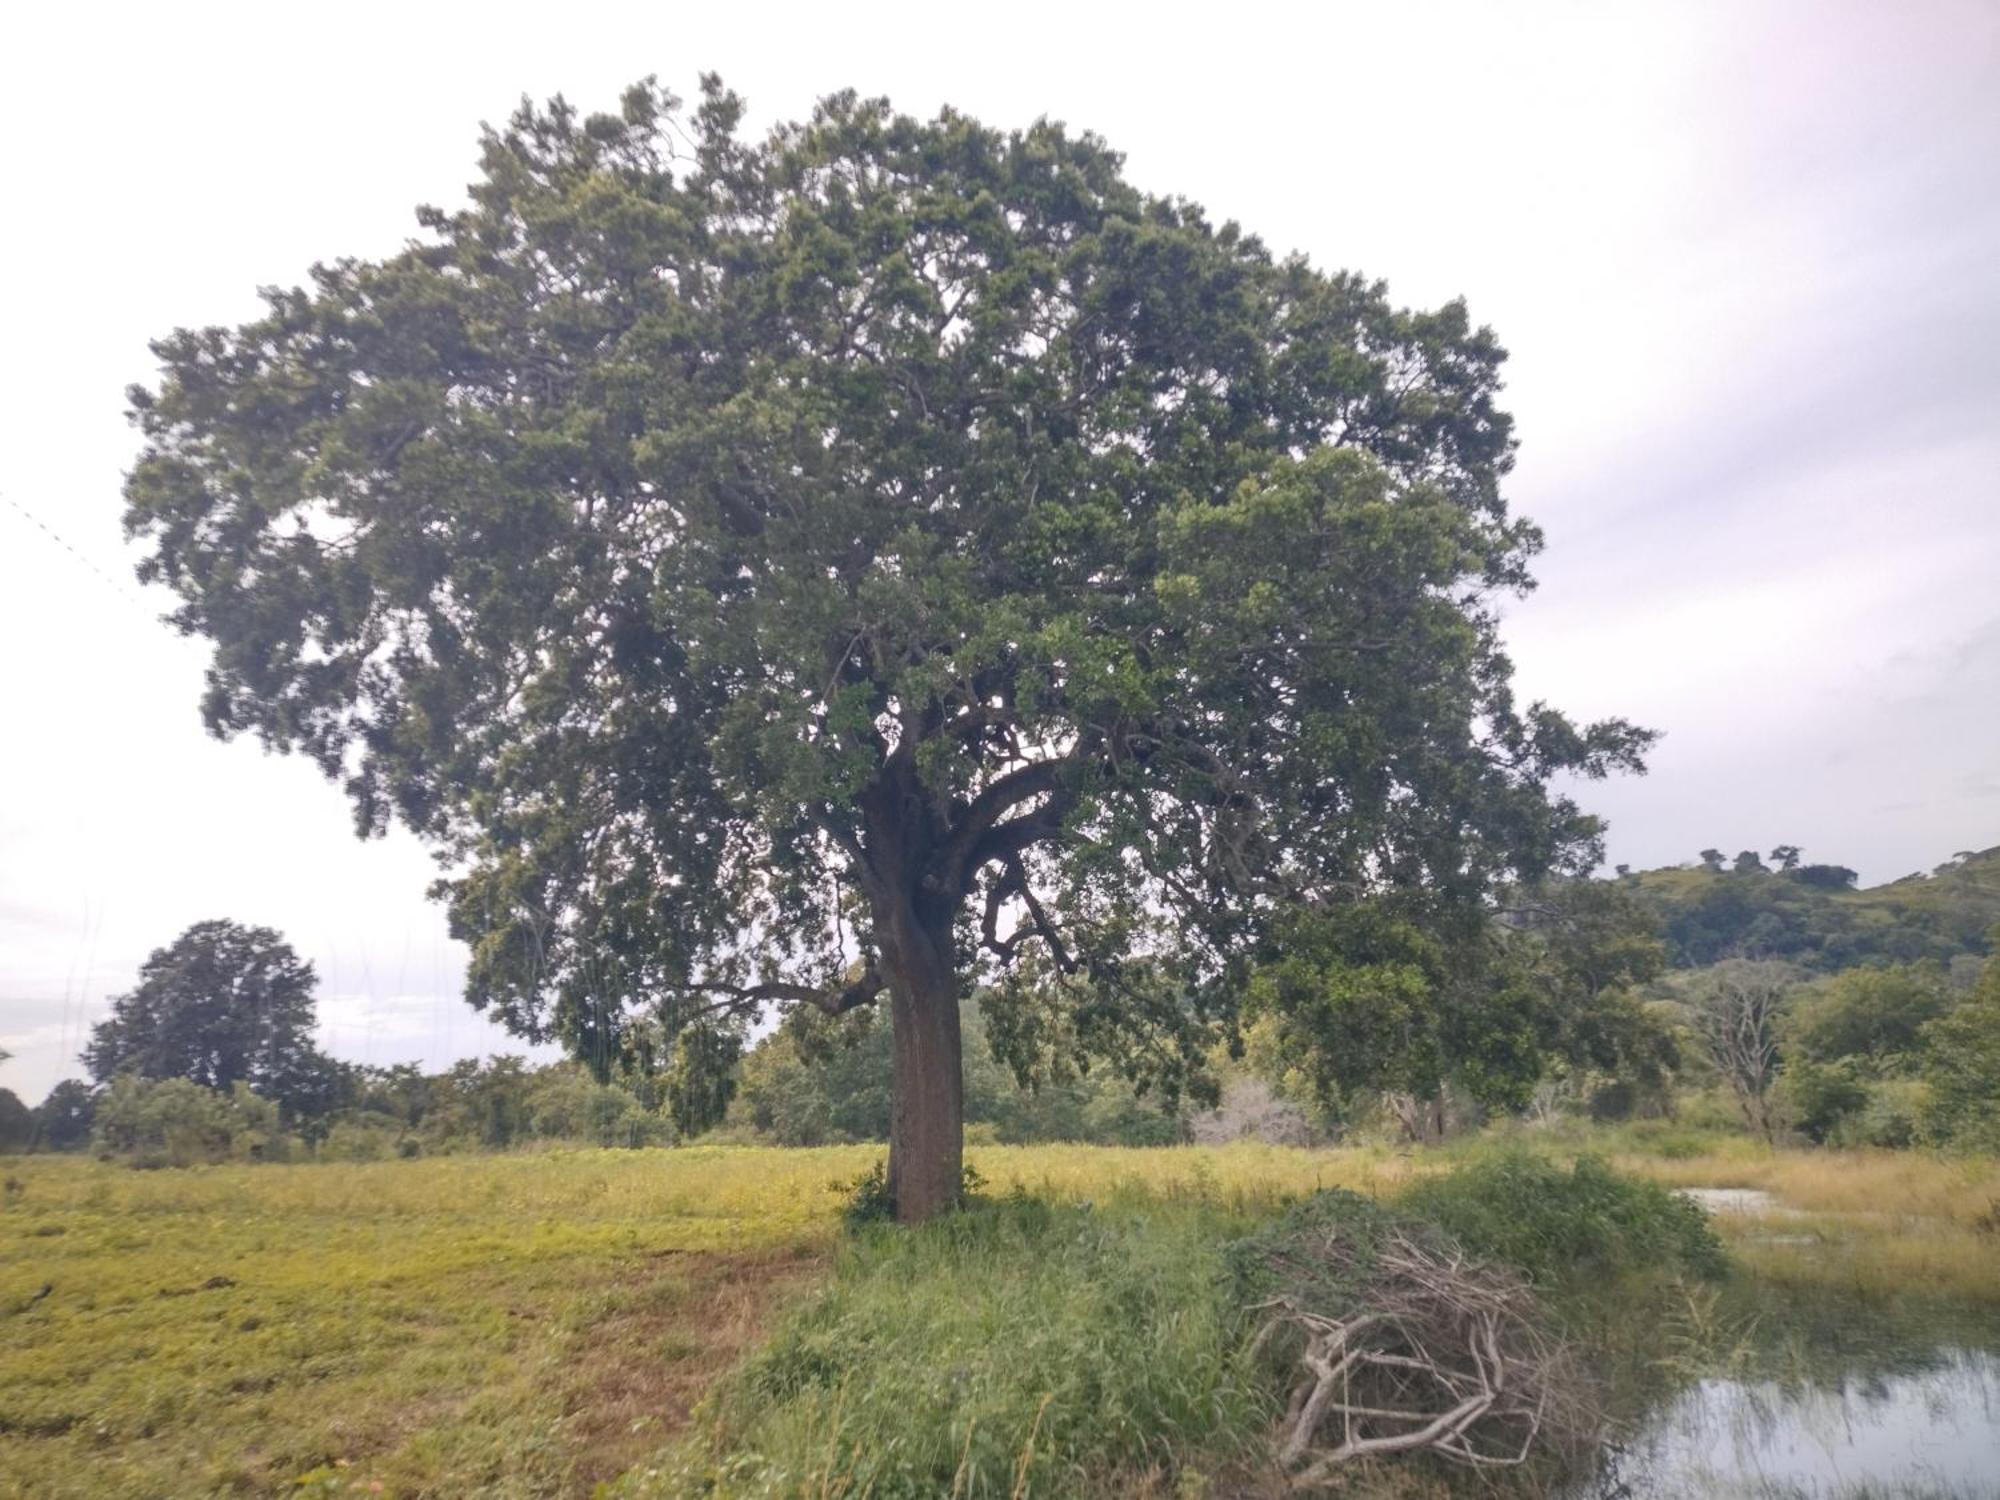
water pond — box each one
[1580,1345,2000,1498]
[1562,1189,2000,1497]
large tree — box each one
[124,79,1648,1219]
[84,920,334,1116]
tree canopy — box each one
[124,78,1648,1217]
[83,920,338,1119]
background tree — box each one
[123,78,1648,1218]
[1502,878,1676,1115]
[1732,849,1768,875]
[0,1050,31,1153]
[1240,904,1546,1143]
[84,921,337,1122]
[1769,844,1802,871]
[1698,849,1726,872]
[1776,962,1951,1146]
[1672,959,1798,1140]
[1918,935,2000,1151]
[34,1080,98,1151]
[730,997,1185,1146]
[1784,963,1954,1070]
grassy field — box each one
[3,1140,1996,1498]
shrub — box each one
[1839,1078,1931,1149]
[1778,1059,1870,1144]
[90,1076,293,1167]
[1399,1152,1727,1287]
[645,1195,1264,1498]
[1920,991,2000,1152]
[525,1065,671,1147]
[317,1117,412,1162]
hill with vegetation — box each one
[1622,845,2000,972]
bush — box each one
[1920,991,2000,1152]
[1839,1078,1930,1149]
[1399,1153,1727,1287]
[642,1195,1263,1498]
[525,1064,671,1147]
[317,1116,413,1162]
[90,1076,295,1167]
[1778,1059,1870,1144]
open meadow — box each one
[5,1140,1997,1499]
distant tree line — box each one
[1626,845,1999,970]
[5,920,1208,1164]
[10,848,1997,1164]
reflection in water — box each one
[1580,1348,2000,1499]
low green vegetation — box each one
[636,1194,1267,1498]
[1399,1152,1726,1288]
[3,1137,1996,1497]
[629,1153,1731,1499]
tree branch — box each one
[683,962,885,1018]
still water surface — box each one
[1581,1347,2000,1498]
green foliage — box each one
[1841,1076,1931,1149]
[834,1158,988,1230]
[1920,948,2000,1152]
[1238,900,1546,1122]
[124,76,1648,1189]
[525,1061,674,1147]
[422,1056,537,1148]
[1240,880,1674,1132]
[33,1080,97,1151]
[1627,847,2000,972]
[1783,963,1955,1071]
[645,1195,1265,1498]
[660,1023,742,1137]
[1777,1059,1872,1144]
[90,1076,291,1167]
[0,1089,33,1152]
[1224,1187,1397,1310]
[1399,1153,1727,1287]
[81,1057,674,1167]
[732,1000,1185,1148]
[82,920,344,1125]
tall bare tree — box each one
[1675,959,1798,1140]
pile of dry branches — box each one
[1238,1196,1597,1490]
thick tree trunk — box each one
[883,913,964,1223]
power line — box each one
[1,492,152,611]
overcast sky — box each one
[3,1,1996,1104]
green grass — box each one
[3,1136,1996,1498]
[0,1148,852,1498]
[626,1192,1273,1499]
[0,1144,1368,1499]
